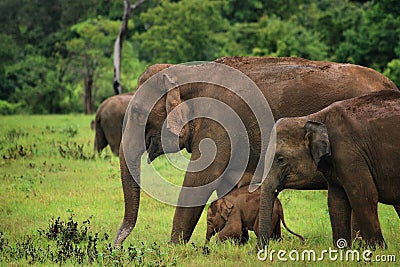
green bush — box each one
[0,100,22,115]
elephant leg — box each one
[110,142,121,156]
[217,219,242,243]
[171,205,206,243]
[240,229,249,245]
[347,191,385,248]
[170,149,229,243]
[94,122,108,153]
[350,201,385,248]
[337,165,386,248]
[327,184,352,246]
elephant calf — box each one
[207,186,304,244]
[259,90,400,249]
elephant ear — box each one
[220,198,234,221]
[304,121,331,172]
[163,74,189,137]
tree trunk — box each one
[83,75,94,114]
[113,0,147,95]
[83,52,96,114]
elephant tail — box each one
[279,208,305,243]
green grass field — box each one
[0,115,399,266]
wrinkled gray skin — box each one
[93,64,173,155]
[206,186,304,244]
[114,56,398,247]
[258,90,400,250]
[94,93,133,155]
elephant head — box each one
[258,118,330,250]
[206,198,234,242]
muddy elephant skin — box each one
[114,56,398,247]
[259,90,400,249]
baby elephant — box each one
[206,186,304,244]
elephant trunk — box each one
[257,175,279,251]
[206,223,215,243]
[113,147,141,247]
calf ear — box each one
[220,199,234,221]
[304,121,331,172]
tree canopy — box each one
[0,0,399,114]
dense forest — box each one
[0,0,399,114]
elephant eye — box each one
[276,156,286,166]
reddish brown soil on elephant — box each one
[214,56,398,119]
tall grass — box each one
[0,115,398,266]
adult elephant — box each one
[93,64,173,155]
[114,56,398,247]
[258,90,400,249]
[94,93,133,155]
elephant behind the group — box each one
[93,64,173,155]
[114,56,398,247]
[258,90,400,249]
[94,93,133,155]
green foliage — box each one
[65,17,146,112]
[137,0,229,63]
[292,0,364,58]
[68,18,120,55]
[0,100,22,115]
[224,15,328,60]
[0,33,19,100]
[5,54,80,114]
[222,0,265,23]
[384,59,400,88]
[1,0,400,114]
[335,1,400,70]
[0,216,178,266]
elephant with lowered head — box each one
[114,56,398,247]
[93,64,173,155]
[258,90,400,250]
